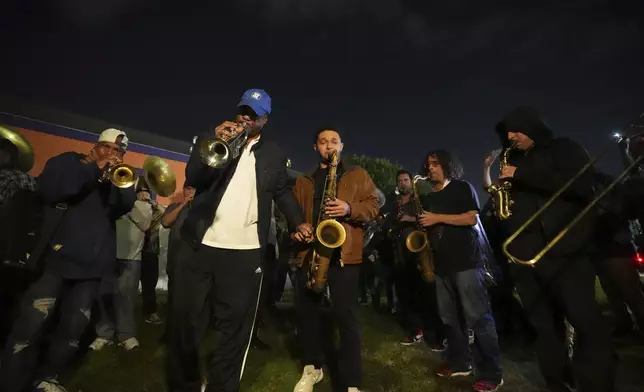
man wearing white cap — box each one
[167,89,313,392]
[0,128,137,392]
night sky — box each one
[3,0,644,190]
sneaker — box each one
[435,363,473,378]
[293,365,323,392]
[89,337,112,351]
[429,338,448,352]
[144,313,163,325]
[34,379,68,392]
[472,379,504,391]
[120,337,140,351]
[400,330,424,346]
[348,388,361,392]
[468,329,475,345]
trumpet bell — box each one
[316,219,347,249]
[143,156,177,197]
[200,139,230,168]
[109,164,138,188]
[405,230,428,253]
[0,125,34,172]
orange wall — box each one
[19,127,187,205]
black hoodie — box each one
[497,107,596,277]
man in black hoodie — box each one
[496,107,615,392]
[0,128,136,392]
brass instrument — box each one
[502,113,644,267]
[406,175,435,282]
[143,156,177,197]
[148,201,165,232]
[100,163,138,188]
[200,123,249,168]
[405,175,429,253]
[487,146,514,220]
[99,157,177,198]
[0,125,34,172]
[307,150,347,292]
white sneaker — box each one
[348,388,361,392]
[120,337,140,351]
[293,365,323,392]
[34,379,68,392]
[89,338,112,351]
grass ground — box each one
[63,285,644,392]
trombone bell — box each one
[316,219,347,249]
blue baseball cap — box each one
[237,89,272,117]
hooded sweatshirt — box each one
[497,107,596,277]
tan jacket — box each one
[291,165,379,266]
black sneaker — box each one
[429,338,448,352]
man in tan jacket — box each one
[291,127,379,392]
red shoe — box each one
[472,379,504,391]
[435,363,473,378]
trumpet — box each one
[100,163,138,188]
[200,123,250,168]
[98,157,177,198]
[503,111,644,267]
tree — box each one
[345,154,434,196]
[345,154,403,195]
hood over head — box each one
[501,106,554,146]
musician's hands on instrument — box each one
[182,188,195,204]
[419,211,441,227]
[499,165,517,179]
[214,121,244,140]
[325,198,351,218]
[94,154,122,170]
[292,223,314,242]
[483,153,497,169]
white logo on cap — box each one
[251,92,261,100]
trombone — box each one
[502,113,644,266]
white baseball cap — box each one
[98,128,129,150]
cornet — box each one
[200,123,250,168]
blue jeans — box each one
[96,259,141,342]
[436,268,502,383]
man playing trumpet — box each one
[167,89,312,392]
[290,127,379,392]
[0,129,136,392]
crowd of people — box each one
[0,90,643,392]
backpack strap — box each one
[25,203,68,271]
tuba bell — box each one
[0,125,35,172]
[143,156,177,197]
[200,123,249,168]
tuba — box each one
[0,126,34,173]
[200,123,249,168]
[405,175,435,282]
[307,150,347,292]
[487,146,514,220]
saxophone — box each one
[405,175,435,282]
[306,151,347,292]
[487,146,514,220]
